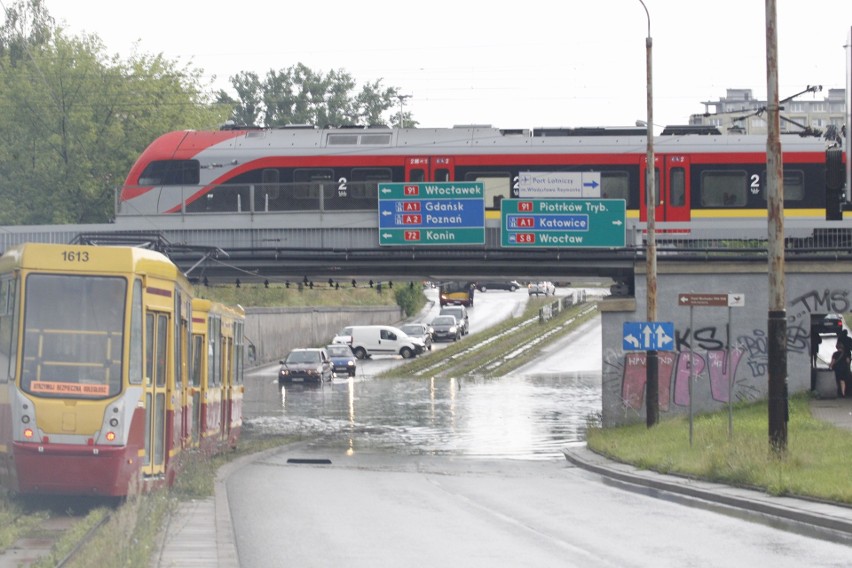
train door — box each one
[143,311,169,478]
[640,154,692,223]
[403,157,455,182]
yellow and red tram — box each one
[0,242,243,497]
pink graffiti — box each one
[623,349,744,411]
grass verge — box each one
[586,394,852,505]
[379,298,599,379]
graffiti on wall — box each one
[610,323,809,412]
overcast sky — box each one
[38,1,852,130]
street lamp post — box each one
[638,0,658,427]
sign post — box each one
[678,292,744,445]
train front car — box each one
[0,243,192,497]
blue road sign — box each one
[623,321,675,351]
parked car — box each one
[430,315,461,342]
[812,313,844,335]
[475,280,521,292]
[325,344,357,377]
[439,305,469,335]
[349,325,427,359]
[332,326,354,345]
[279,348,334,385]
[399,323,433,351]
[528,281,556,296]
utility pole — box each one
[396,95,411,128]
[639,0,658,427]
[765,0,788,451]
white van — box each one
[349,325,426,360]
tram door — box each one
[640,154,692,224]
[143,311,169,477]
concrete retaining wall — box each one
[244,305,403,365]
[600,260,852,427]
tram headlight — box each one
[109,418,119,427]
[105,431,116,442]
[21,415,30,424]
[23,428,33,439]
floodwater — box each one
[242,318,603,460]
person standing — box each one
[828,338,850,398]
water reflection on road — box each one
[243,320,603,460]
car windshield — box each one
[326,345,351,357]
[400,325,422,335]
[432,316,455,325]
[286,351,320,364]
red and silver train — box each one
[119,124,847,223]
[0,243,245,497]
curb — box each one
[562,445,852,542]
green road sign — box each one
[500,199,626,248]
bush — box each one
[394,283,427,317]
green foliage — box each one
[586,394,852,504]
[393,283,427,317]
[220,62,406,128]
[0,1,229,225]
[194,282,398,308]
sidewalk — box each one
[153,397,852,566]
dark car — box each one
[325,344,357,377]
[476,280,521,292]
[439,305,469,335]
[399,323,433,351]
[430,315,461,342]
[813,313,844,335]
[279,348,334,385]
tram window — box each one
[138,160,199,186]
[21,275,125,398]
[129,280,143,385]
[670,168,685,206]
[191,335,203,388]
[349,168,391,198]
[465,172,510,209]
[293,169,333,199]
[700,171,747,207]
[760,170,805,201]
[601,172,630,202]
[0,280,11,382]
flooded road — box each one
[242,313,603,461]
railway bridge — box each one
[3,212,852,428]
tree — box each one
[0,1,230,225]
[220,62,412,128]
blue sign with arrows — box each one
[623,321,675,351]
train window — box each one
[700,171,748,207]
[138,160,199,186]
[261,169,280,200]
[21,275,126,398]
[465,172,510,209]
[601,172,630,202]
[670,168,685,207]
[410,169,425,182]
[349,168,391,198]
[129,280,143,385]
[435,169,450,182]
[293,169,333,200]
[759,170,805,201]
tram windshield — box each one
[20,274,126,398]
